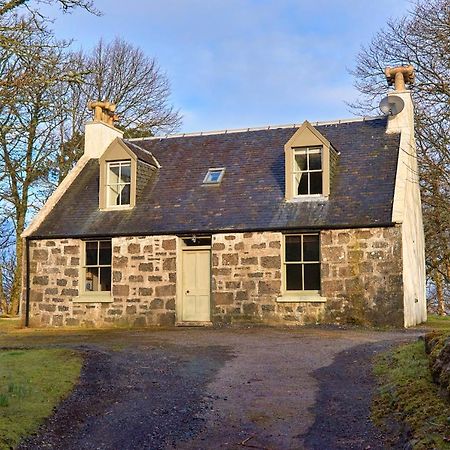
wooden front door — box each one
[181,249,211,322]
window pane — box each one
[309,172,322,194]
[285,236,301,262]
[208,171,221,182]
[100,267,111,291]
[85,267,99,291]
[120,163,131,183]
[109,164,120,184]
[294,153,307,171]
[99,241,111,265]
[297,172,309,195]
[304,263,321,290]
[286,264,302,290]
[85,241,98,265]
[309,152,322,170]
[120,184,131,205]
[303,235,319,261]
[108,185,120,206]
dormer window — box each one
[203,168,225,184]
[284,121,337,201]
[106,160,131,207]
[293,147,323,196]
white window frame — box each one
[106,160,132,207]
[282,233,321,294]
[292,147,323,197]
[82,239,112,295]
[203,167,225,184]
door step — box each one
[175,321,213,327]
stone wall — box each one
[321,226,404,326]
[26,235,177,327]
[25,226,405,328]
[211,232,325,325]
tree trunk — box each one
[435,271,446,316]
[0,268,8,315]
[8,211,26,316]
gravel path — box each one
[304,340,407,449]
[16,328,421,450]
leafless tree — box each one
[0,17,72,315]
[350,0,450,313]
[0,0,98,17]
[56,38,182,180]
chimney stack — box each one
[385,65,415,135]
[84,100,123,158]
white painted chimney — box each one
[84,101,123,158]
[385,66,415,135]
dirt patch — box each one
[18,343,232,450]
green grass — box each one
[0,318,21,333]
[372,340,450,449]
[424,314,450,331]
[0,348,82,450]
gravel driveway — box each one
[17,327,421,450]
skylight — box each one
[203,168,225,184]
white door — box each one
[181,250,211,322]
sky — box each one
[43,0,412,133]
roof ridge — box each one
[128,115,386,141]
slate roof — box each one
[30,117,400,238]
[124,141,160,167]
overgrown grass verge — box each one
[372,340,450,449]
[0,348,82,449]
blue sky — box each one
[46,0,412,133]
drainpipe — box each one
[25,237,30,327]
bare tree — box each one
[0,0,98,17]
[56,37,182,180]
[350,0,450,313]
[0,17,71,315]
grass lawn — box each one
[0,318,21,333]
[0,348,82,450]
[424,314,450,332]
[372,340,450,450]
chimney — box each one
[84,101,123,158]
[385,65,415,135]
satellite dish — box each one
[379,95,405,116]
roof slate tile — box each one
[31,118,400,238]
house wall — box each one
[25,226,405,328]
[211,232,325,324]
[321,226,404,327]
[25,236,177,327]
[400,145,427,326]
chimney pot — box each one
[385,65,415,92]
[84,100,123,158]
[88,100,119,126]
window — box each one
[106,160,131,207]
[283,234,320,291]
[83,240,112,292]
[203,168,225,184]
[293,147,322,196]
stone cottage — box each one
[21,66,426,328]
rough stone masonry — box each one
[24,226,404,327]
